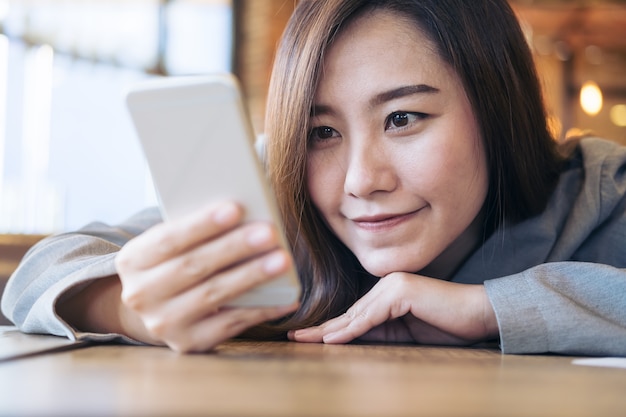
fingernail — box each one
[247,225,272,247]
[288,329,305,340]
[212,203,238,225]
[263,252,288,274]
[287,329,305,340]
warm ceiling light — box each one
[580,81,603,116]
[610,104,626,127]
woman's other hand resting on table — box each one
[289,273,498,346]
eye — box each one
[385,112,427,131]
[309,126,339,142]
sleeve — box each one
[0,207,162,343]
[484,139,626,357]
[484,263,626,356]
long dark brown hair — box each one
[248,0,564,338]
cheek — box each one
[410,133,488,210]
[441,141,488,211]
[399,141,458,192]
[306,155,340,212]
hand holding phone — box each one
[125,74,301,307]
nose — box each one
[343,137,397,197]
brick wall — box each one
[233,0,296,135]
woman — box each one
[3,0,626,356]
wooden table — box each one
[1,339,625,417]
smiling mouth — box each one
[351,210,421,230]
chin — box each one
[359,257,427,278]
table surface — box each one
[1,337,625,417]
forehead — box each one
[333,9,439,60]
[317,8,460,98]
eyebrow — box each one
[370,84,440,108]
[311,84,440,117]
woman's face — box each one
[306,9,489,278]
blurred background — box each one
[0,0,625,236]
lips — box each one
[350,209,421,231]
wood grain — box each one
[0,339,624,417]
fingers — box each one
[165,302,299,353]
[289,283,406,344]
[125,246,296,352]
[142,248,293,332]
[289,309,383,344]
[113,200,300,352]
[117,201,243,271]
[120,221,285,308]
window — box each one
[0,0,233,233]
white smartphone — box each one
[125,73,301,307]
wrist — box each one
[480,285,499,339]
[57,275,122,334]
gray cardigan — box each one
[3,137,626,356]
